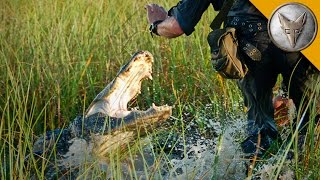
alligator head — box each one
[68,50,172,156]
[31,51,172,178]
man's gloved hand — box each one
[145,4,168,24]
[273,95,295,127]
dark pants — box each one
[228,17,320,153]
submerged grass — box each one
[0,0,319,179]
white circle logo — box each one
[268,3,317,52]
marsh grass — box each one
[0,0,319,179]
[272,75,320,179]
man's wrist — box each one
[149,20,163,36]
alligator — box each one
[29,51,172,179]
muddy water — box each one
[113,117,249,180]
[156,119,247,180]
[82,102,299,179]
[93,97,301,180]
[97,116,297,179]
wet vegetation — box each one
[1,0,319,179]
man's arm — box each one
[156,17,184,38]
[145,1,211,38]
[145,4,184,38]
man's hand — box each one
[145,4,168,24]
[273,95,295,127]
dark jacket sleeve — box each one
[168,0,213,36]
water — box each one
[109,115,249,180]
[155,118,248,180]
[50,109,296,179]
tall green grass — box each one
[0,0,318,179]
[1,0,240,178]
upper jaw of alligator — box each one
[86,51,154,118]
[83,50,172,132]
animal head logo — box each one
[278,12,307,47]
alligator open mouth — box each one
[68,50,172,157]
[85,51,170,119]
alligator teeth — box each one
[148,74,153,80]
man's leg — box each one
[238,40,285,157]
[238,69,279,156]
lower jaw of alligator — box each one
[31,51,172,177]
[93,104,172,155]
[67,103,172,159]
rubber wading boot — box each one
[241,128,282,158]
